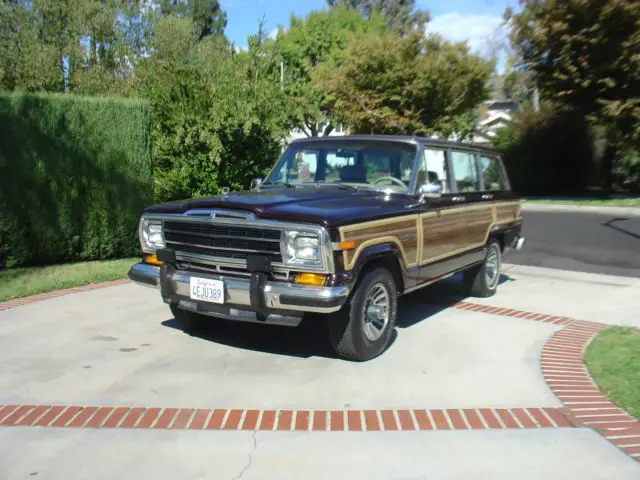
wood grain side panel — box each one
[421,206,493,265]
[339,216,419,270]
[495,202,520,226]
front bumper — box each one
[128,262,349,320]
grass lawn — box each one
[525,197,640,208]
[584,326,640,420]
[0,258,138,302]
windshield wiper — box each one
[262,181,295,188]
[313,181,358,191]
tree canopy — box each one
[274,5,387,136]
[314,31,493,138]
[507,0,640,148]
[326,0,430,34]
[159,0,227,39]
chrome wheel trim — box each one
[485,244,501,290]
[363,282,390,342]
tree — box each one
[313,31,493,138]
[327,0,430,34]
[506,0,640,191]
[135,15,289,201]
[159,0,227,39]
[0,0,142,95]
[274,5,387,137]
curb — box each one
[0,279,132,312]
[521,202,640,217]
[541,321,640,462]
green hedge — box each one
[0,92,152,267]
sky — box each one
[219,0,521,69]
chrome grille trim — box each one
[142,209,334,274]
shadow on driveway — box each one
[161,273,514,359]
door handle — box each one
[452,196,466,203]
[482,194,493,200]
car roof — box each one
[288,134,499,155]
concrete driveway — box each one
[1,264,639,479]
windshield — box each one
[265,140,417,192]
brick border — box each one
[540,320,640,463]
[0,279,131,312]
[0,405,575,431]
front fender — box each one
[327,242,406,290]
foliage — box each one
[506,0,640,188]
[326,0,430,34]
[492,101,594,195]
[159,0,227,39]
[135,15,290,202]
[585,326,640,420]
[314,31,493,138]
[0,92,153,267]
[0,258,137,301]
[273,5,387,137]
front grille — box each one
[163,220,283,265]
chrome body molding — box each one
[127,262,350,315]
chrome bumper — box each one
[127,262,350,316]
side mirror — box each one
[418,183,442,200]
[250,178,263,191]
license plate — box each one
[189,277,224,304]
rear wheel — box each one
[463,239,502,298]
[328,267,397,361]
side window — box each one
[416,147,449,194]
[449,151,480,192]
[479,155,508,191]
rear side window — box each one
[479,155,508,191]
[449,151,481,192]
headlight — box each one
[282,230,323,268]
[139,217,165,253]
[295,236,320,260]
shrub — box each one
[492,103,595,196]
[0,92,152,267]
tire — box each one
[463,239,502,298]
[328,267,397,361]
[170,304,209,334]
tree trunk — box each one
[323,123,335,136]
[601,141,617,197]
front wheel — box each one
[170,304,209,334]
[463,239,502,298]
[328,267,397,361]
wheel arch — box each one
[348,242,406,295]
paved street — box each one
[1,266,640,479]
[511,208,640,277]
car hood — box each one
[144,187,419,227]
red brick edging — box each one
[540,320,640,462]
[0,279,131,312]
[0,405,574,432]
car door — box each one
[445,148,494,262]
[477,152,520,233]
[414,145,458,283]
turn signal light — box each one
[143,253,163,265]
[295,273,327,286]
[338,241,356,250]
